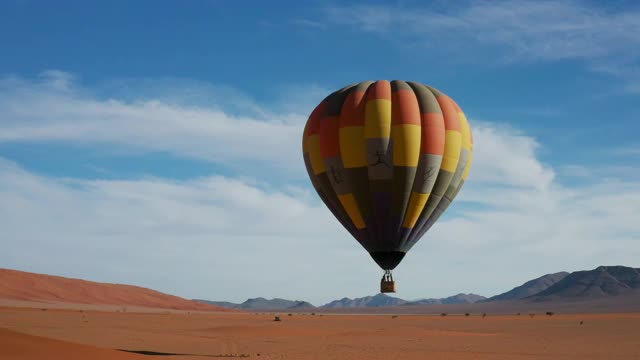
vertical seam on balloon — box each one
[407,85,447,247]
[339,81,375,236]
[392,80,420,250]
[449,105,471,200]
[333,84,366,230]
[316,89,363,244]
[364,80,390,251]
[403,82,420,248]
[403,82,437,249]
[410,88,462,249]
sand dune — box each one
[0,327,147,360]
[0,268,231,312]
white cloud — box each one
[1,72,638,304]
[468,121,554,190]
[323,1,640,90]
[0,72,318,177]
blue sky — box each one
[1,1,639,304]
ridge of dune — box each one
[0,268,232,312]
[0,327,148,360]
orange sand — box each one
[0,268,231,312]
[2,306,639,360]
[0,327,147,360]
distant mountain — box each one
[529,266,640,300]
[322,294,407,308]
[239,297,316,310]
[194,298,316,310]
[201,293,484,310]
[193,300,239,309]
[409,293,486,305]
[484,272,570,301]
[288,301,315,309]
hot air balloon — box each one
[302,80,473,293]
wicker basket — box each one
[381,280,396,293]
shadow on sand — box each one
[118,349,250,357]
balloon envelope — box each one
[302,80,473,270]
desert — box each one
[3,306,640,360]
[2,268,640,359]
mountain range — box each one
[195,292,487,310]
[409,293,487,305]
[483,271,570,301]
[196,266,640,310]
[531,266,640,300]
[195,297,315,310]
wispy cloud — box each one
[292,18,327,30]
[558,164,594,178]
[611,145,640,157]
[322,1,640,91]
[0,71,323,178]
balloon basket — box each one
[380,270,396,293]
[381,280,396,293]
